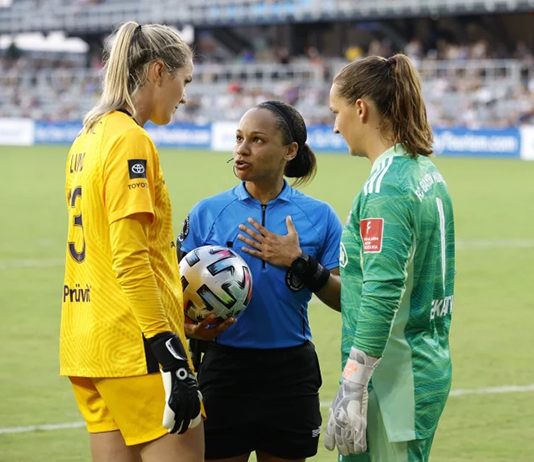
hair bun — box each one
[285,143,316,184]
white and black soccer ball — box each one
[179,245,253,322]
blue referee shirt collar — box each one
[236,180,293,203]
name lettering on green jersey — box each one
[414,171,445,202]
[430,295,453,320]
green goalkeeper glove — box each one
[324,347,381,455]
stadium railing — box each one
[1,58,531,126]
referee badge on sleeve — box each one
[178,214,190,243]
[128,159,147,179]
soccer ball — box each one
[179,245,253,322]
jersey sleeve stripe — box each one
[364,160,386,195]
[374,157,394,193]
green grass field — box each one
[1,145,533,462]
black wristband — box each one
[149,332,189,372]
[291,252,330,293]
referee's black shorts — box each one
[198,341,323,460]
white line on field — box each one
[319,383,534,408]
[0,421,85,435]
[1,239,533,271]
[0,259,64,270]
[448,383,534,396]
[1,384,534,435]
[455,239,534,250]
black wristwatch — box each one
[291,253,310,274]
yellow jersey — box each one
[60,111,186,377]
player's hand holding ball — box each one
[324,347,381,455]
[149,332,202,433]
[184,313,236,341]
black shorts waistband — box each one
[208,340,313,356]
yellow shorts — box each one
[70,373,168,446]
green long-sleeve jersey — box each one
[340,144,455,442]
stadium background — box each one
[1,1,533,461]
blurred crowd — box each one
[2,36,534,128]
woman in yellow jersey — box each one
[61,22,204,462]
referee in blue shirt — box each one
[179,101,342,462]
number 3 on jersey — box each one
[68,186,86,263]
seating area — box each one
[2,53,534,128]
[2,0,534,128]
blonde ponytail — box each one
[83,22,192,133]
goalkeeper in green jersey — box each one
[325,54,455,462]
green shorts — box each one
[338,390,435,462]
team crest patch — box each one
[285,268,304,292]
[177,214,190,243]
[360,218,384,253]
[128,159,147,179]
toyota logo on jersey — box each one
[132,164,145,174]
[128,159,147,179]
